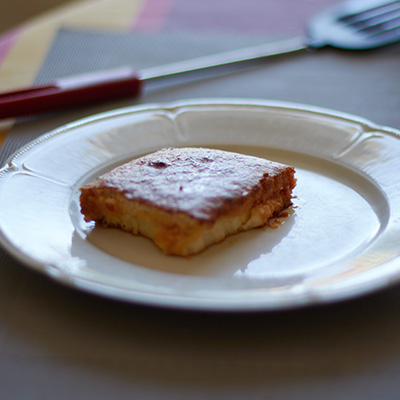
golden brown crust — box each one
[80,147,296,256]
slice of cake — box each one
[79,147,296,256]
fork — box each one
[143,0,400,81]
[1,0,399,120]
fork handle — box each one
[0,37,308,120]
[0,67,143,120]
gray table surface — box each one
[1,26,400,400]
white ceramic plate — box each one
[1,99,400,311]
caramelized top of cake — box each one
[85,147,293,221]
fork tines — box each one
[340,1,400,39]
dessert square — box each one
[80,147,296,256]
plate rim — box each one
[2,98,400,170]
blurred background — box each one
[0,0,69,33]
